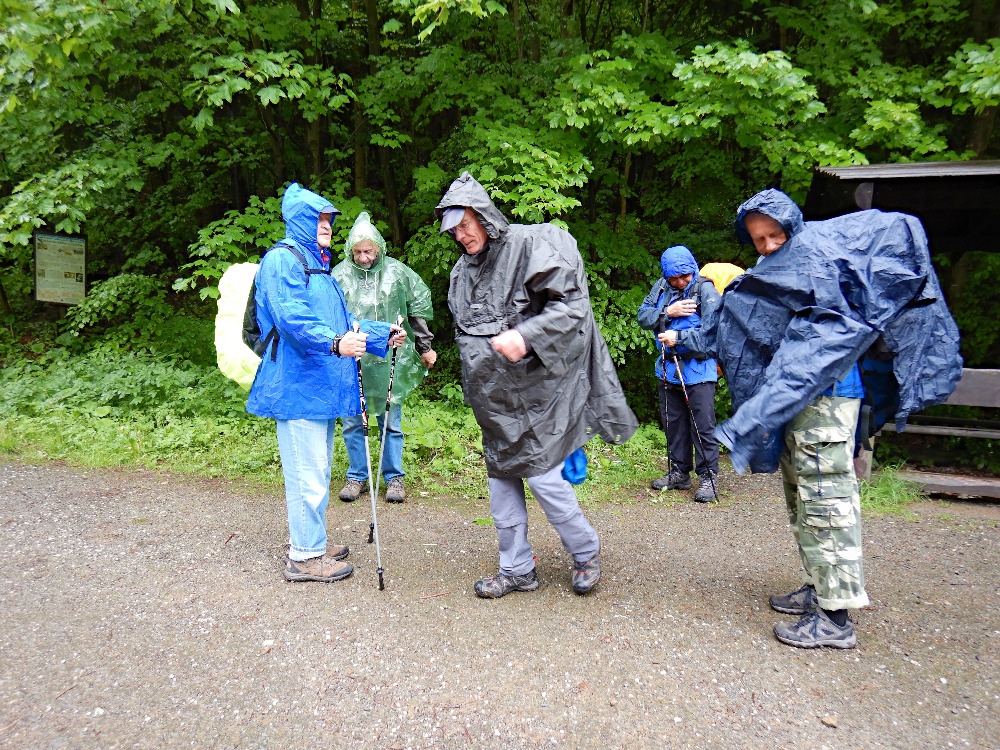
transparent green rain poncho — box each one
[332,212,434,414]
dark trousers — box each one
[658,380,719,476]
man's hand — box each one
[421,349,437,368]
[666,299,696,318]
[340,330,369,358]
[491,329,527,362]
[388,323,407,348]
[657,330,678,347]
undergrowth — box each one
[0,349,664,499]
[860,464,924,516]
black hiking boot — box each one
[694,472,719,503]
[474,569,540,599]
[572,554,601,595]
[651,469,692,491]
[769,584,818,615]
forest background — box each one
[1,0,999,487]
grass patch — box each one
[0,350,661,502]
[860,464,924,516]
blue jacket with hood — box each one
[696,188,962,474]
[637,245,720,386]
[247,183,391,420]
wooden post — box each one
[854,443,873,482]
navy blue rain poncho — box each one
[247,183,391,420]
[703,189,962,473]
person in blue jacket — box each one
[638,246,721,502]
[247,183,403,584]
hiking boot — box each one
[769,584,818,615]
[651,468,691,491]
[572,554,601,595]
[773,608,857,649]
[338,479,364,502]
[694,472,719,503]
[385,476,406,503]
[474,568,540,599]
[283,555,354,583]
[325,544,350,561]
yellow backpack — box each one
[699,262,744,295]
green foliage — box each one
[943,39,1000,115]
[1,0,998,485]
[174,194,286,297]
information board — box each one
[35,233,86,305]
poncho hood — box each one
[282,183,340,258]
[343,211,387,269]
[442,172,638,477]
[734,188,805,245]
[435,171,510,254]
[709,205,962,473]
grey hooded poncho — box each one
[437,172,638,478]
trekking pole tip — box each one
[377,568,385,590]
[368,522,375,544]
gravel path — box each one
[2,460,999,748]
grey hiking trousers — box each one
[488,463,600,576]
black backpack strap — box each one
[255,243,331,361]
[280,244,330,286]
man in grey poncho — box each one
[437,172,638,598]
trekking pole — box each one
[353,323,385,590]
[659,339,674,478]
[373,315,405,502]
[667,346,719,501]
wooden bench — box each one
[878,368,1000,498]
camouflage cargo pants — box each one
[780,395,870,610]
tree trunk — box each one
[512,0,523,60]
[261,106,285,186]
[619,152,631,225]
[965,0,1000,155]
[353,102,368,194]
[0,274,10,316]
[966,106,997,156]
[363,0,403,247]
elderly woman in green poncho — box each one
[332,212,435,503]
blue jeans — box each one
[275,418,337,562]
[343,403,404,482]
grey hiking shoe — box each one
[338,479,364,502]
[572,554,601,595]
[774,608,857,649]
[651,468,691,491]
[694,472,719,503]
[474,568,540,599]
[385,476,406,503]
[769,584,818,615]
[283,555,354,583]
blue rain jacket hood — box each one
[660,245,699,279]
[734,187,806,245]
[703,189,962,473]
[247,183,390,420]
[637,245,718,386]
